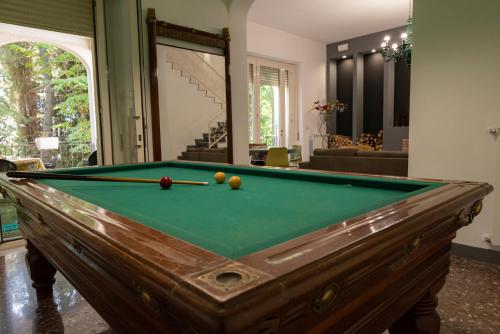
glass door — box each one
[258,65,280,146]
[248,57,296,147]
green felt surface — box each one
[37,161,442,259]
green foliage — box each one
[0,42,90,161]
[0,96,14,117]
[248,83,254,142]
[259,85,275,146]
[0,97,17,145]
[0,42,37,140]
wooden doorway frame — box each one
[146,8,233,163]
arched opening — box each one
[0,41,95,168]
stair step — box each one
[168,56,227,109]
[181,151,199,160]
[210,130,224,135]
[194,139,209,147]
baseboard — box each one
[451,243,500,265]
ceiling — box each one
[248,0,410,43]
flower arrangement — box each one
[312,100,348,113]
[312,99,349,148]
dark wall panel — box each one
[394,61,411,127]
[363,52,384,134]
[336,58,353,136]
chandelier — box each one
[380,0,413,66]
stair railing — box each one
[209,131,227,149]
[207,110,226,149]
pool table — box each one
[0,161,492,334]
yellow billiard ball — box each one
[214,172,226,184]
[228,176,241,190]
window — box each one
[248,57,297,147]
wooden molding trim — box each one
[147,8,162,161]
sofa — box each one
[299,149,408,176]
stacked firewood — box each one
[328,134,353,148]
[356,130,383,151]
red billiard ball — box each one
[160,176,173,189]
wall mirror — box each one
[147,8,233,164]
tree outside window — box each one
[0,42,91,167]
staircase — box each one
[165,47,226,110]
[165,47,228,161]
[191,121,227,149]
[178,121,228,163]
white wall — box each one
[409,0,500,249]
[142,0,229,35]
[157,45,225,160]
[227,0,255,164]
[247,21,326,160]
[197,51,226,75]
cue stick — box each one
[6,171,208,186]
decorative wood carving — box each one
[146,8,233,163]
[25,239,57,298]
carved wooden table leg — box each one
[389,292,441,334]
[25,239,57,298]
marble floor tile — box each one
[438,256,500,333]
[0,246,111,334]
[1,245,499,333]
